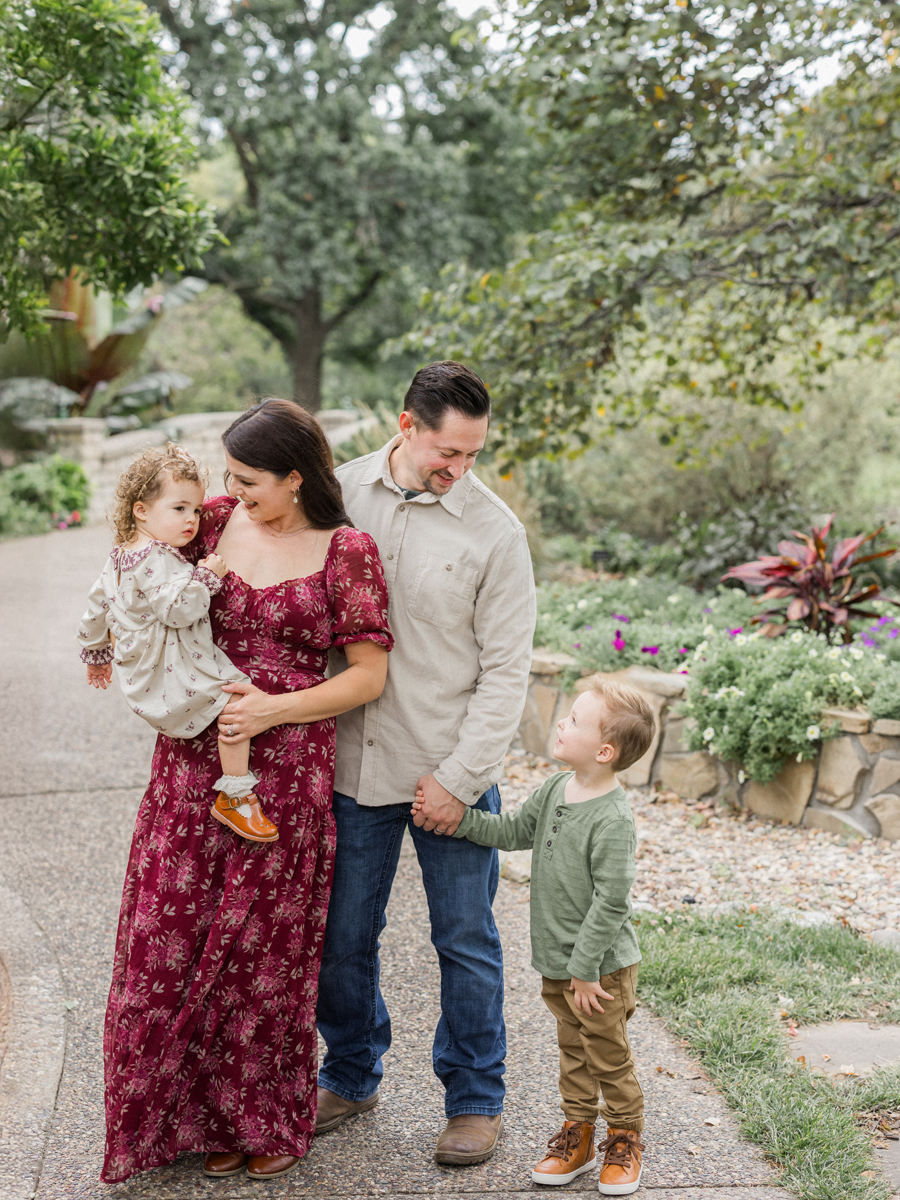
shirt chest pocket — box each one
[407,553,479,631]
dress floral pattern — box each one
[101,497,393,1183]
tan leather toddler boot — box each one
[597,1126,644,1195]
[531,1120,596,1185]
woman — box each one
[101,400,392,1184]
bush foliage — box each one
[0,457,90,538]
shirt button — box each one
[546,840,552,847]
[552,826,558,832]
[367,739,374,746]
[398,505,406,512]
[473,790,479,796]
[556,810,562,817]
[387,553,394,560]
[445,564,453,571]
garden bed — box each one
[521,578,900,841]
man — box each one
[316,361,536,1164]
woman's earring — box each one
[293,488,299,504]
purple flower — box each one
[678,647,689,654]
[704,607,712,613]
[611,613,631,623]
[877,616,891,627]
[641,646,660,655]
[891,629,899,639]
[584,624,593,630]
[612,630,626,652]
[573,642,581,649]
[727,627,743,637]
[861,635,876,646]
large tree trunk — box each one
[290,289,326,412]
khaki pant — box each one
[541,965,644,1131]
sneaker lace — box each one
[544,1124,583,1162]
[597,1130,645,1168]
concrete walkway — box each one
[0,525,788,1200]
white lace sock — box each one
[214,772,260,808]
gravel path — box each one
[0,527,790,1199]
[503,753,900,935]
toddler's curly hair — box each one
[110,443,208,544]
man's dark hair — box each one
[403,361,490,430]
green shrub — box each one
[0,456,90,538]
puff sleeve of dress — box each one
[326,528,394,652]
[78,574,114,665]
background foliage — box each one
[0,0,216,334]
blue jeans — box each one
[317,788,506,1117]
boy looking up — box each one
[412,677,655,1195]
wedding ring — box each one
[227,725,234,737]
[435,827,445,834]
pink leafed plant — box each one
[722,515,897,642]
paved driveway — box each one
[0,525,786,1200]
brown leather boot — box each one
[597,1127,644,1195]
[246,1155,300,1178]
[314,1086,379,1134]
[211,792,278,843]
[531,1120,596,1185]
[202,1151,247,1177]
[434,1114,503,1165]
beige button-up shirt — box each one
[332,438,536,807]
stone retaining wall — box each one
[518,651,900,841]
[41,410,372,523]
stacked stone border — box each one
[519,651,900,841]
[38,410,374,524]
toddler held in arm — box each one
[412,677,655,1196]
[77,443,278,844]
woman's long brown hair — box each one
[223,399,353,529]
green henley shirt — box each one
[453,772,640,981]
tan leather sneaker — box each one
[531,1120,596,1185]
[314,1086,379,1134]
[434,1114,503,1165]
[211,792,279,843]
[597,1127,644,1195]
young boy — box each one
[412,677,654,1195]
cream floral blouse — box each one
[77,540,248,739]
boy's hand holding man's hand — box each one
[199,553,229,578]
[411,774,466,835]
[569,976,615,1015]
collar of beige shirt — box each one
[358,436,473,519]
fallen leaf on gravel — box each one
[687,1144,703,1156]
[840,1065,855,1075]
[656,1066,677,1077]
[822,1054,831,1061]
[796,1055,806,1065]
[703,1117,722,1127]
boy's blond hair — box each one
[110,443,208,545]
[586,676,656,771]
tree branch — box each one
[323,270,384,333]
[227,127,260,208]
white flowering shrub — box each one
[685,632,896,782]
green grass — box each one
[636,911,900,1200]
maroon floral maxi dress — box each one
[101,498,392,1183]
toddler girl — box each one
[77,443,278,843]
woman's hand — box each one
[218,681,290,743]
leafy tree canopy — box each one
[400,0,900,462]
[0,0,217,335]
[151,0,546,409]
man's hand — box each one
[411,774,466,835]
[569,976,614,1016]
[86,663,112,689]
[199,553,229,579]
